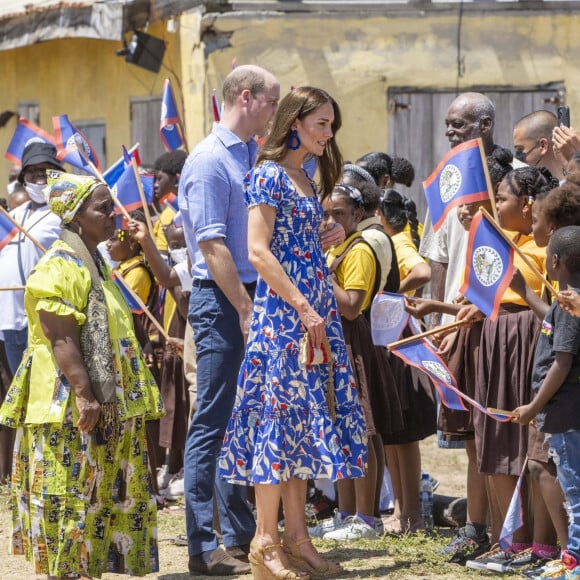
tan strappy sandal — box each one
[283,536,342,579]
[249,539,310,580]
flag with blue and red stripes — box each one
[0,211,18,251]
[111,271,143,314]
[160,79,184,152]
[459,210,514,321]
[499,464,526,551]
[5,117,56,165]
[422,138,490,231]
[103,144,141,187]
[390,337,468,412]
[111,147,154,213]
[53,115,102,174]
[160,192,179,212]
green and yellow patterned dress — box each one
[0,239,164,578]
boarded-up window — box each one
[130,96,165,169]
[387,86,562,221]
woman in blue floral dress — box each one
[219,87,367,580]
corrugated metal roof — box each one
[0,1,126,50]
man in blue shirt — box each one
[179,64,280,576]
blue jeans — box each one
[3,328,28,375]
[547,430,580,562]
[184,285,256,556]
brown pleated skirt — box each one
[342,315,404,437]
[475,305,539,476]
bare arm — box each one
[332,282,366,321]
[248,204,325,347]
[405,296,461,318]
[510,268,549,321]
[512,352,574,424]
[39,311,101,433]
[128,220,181,288]
[398,262,431,295]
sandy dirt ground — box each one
[0,435,470,579]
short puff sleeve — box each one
[26,248,91,325]
[244,161,285,210]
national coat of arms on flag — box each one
[460,210,514,321]
[422,138,490,231]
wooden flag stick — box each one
[480,207,558,296]
[0,206,46,253]
[130,158,155,240]
[387,319,467,350]
[477,138,499,222]
[0,286,26,291]
[73,136,132,222]
[114,271,170,341]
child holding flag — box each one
[465,166,555,571]
[512,226,580,580]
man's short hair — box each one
[465,93,496,124]
[515,110,557,143]
[222,65,270,105]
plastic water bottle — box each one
[419,472,434,530]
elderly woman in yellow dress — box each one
[0,171,163,579]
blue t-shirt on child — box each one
[533,300,580,433]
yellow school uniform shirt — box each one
[326,232,376,313]
[392,229,426,296]
[501,231,546,306]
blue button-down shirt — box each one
[178,124,258,283]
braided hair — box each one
[503,166,558,203]
[379,189,421,249]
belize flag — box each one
[0,210,18,251]
[460,210,514,321]
[422,138,490,231]
[499,464,526,552]
[112,271,143,314]
[390,338,468,412]
[112,147,154,213]
[53,115,102,174]
[370,292,409,347]
[5,118,56,165]
[103,144,141,187]
[160,79,184,152]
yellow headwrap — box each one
[46,170,104,224]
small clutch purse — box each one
[298,332,331,366]
[298,332,335,421]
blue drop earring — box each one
[287,129,301,150]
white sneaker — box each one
[307,509,348,538]
[323,515,383,541]
[163,468,184,500]
[157,465,175,490]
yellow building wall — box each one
[0,21,182,189]
[186,10,580,164]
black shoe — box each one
[438,526,491,565]
[189,547,251,576]
[225,543,251,563]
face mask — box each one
[169,247,188,264]
[24,182,47,204]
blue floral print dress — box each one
[219,161,368,485]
